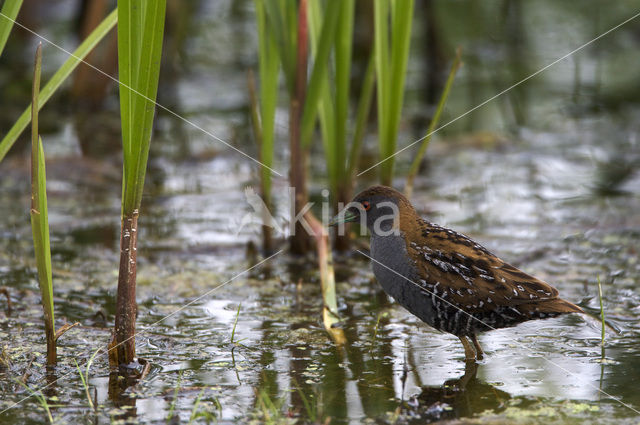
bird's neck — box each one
[396,203,423,237]
[367,201,423,246]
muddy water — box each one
[1,0,640,424]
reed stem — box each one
[109,0,166,368]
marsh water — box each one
[1,1,640,424]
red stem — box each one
[109,210,139,367]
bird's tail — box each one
[517,297,584,316]
[519,297,621,332]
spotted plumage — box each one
[331,185,583,361]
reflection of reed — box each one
[340,306,397,418]
[108,371,138,421]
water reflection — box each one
[406,361,510,423]
[107,372,139,422]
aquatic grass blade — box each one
[374,0,414,185]
[166,371,183,422]
[14,379,54,423]
[597,275,605,346]
[256,0,278,198]
[405,48,462,198]
[300,0,341,148]
[32,135,55,354]
[0,8,117,162]
[385,0,413,184]
[346,50,376,179]
[374,0,390,182]
[0,0,23,57]
[230,304,241,344]
[253,0,280,252]
[333,0,354,183]
[262,0,300,95]
[29,43,56,366]
[288,0,315,254]
[74,360,94,411]
[118,0,133,165]
[294,381,318,423]
[121,0,167,213]
[75,346,101,411]
[188,389,207,425]
[307,0,337,193]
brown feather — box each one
[395,196,582,317]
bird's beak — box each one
[328,209,358,227]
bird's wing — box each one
[405,221,559,314]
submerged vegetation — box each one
[0,0,639,423]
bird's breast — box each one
[370,234,437,326]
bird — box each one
[329,185,583,361]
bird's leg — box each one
[471,334,484,360]
[458,336,476,361]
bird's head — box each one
[329,185,415,236]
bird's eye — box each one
[362,201,371,211]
